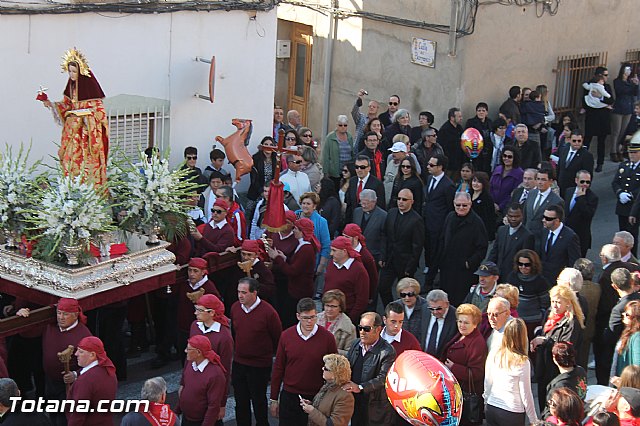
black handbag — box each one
[461,368,484,424]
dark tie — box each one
[567,151,575,164]
[519,189,529,204]
[545,231,554,253]
[426,319,439,355]
[428,178,436,194]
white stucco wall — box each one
[0,9,277,181]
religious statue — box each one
[39,48,109,187]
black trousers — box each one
[232,362,271,426]
[593,329,615,385]
[485,404,526,426]
[151,290,179,359]
[619,215,639,256]
[278,389,312,426]
[378,263,411,307]
[586,134,607,166]
[44,377,68,426]
[7,334,44,397]
[86,304,128,380]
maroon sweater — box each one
[359,246,378,300]
[195,222,235,257]
[42,322,92,381]
[177,278,221,332]
[168,236,192,266]
[67,365,117,426]
[178,361,225,425]
[270,325,338,399]
[268,231,298,258]
[273,244,316,299]
[189,321,234,408]
[250,261,276,303]
[390,329,421,357]
[324,259,369,322]
[230,300,282,367]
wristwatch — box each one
[358,385,363,391]
[269,399,278,405]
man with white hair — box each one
[286,109,301,132]
[352,189,387,263]
[613,231,639,264]
[280,153,311,202]
[121,377,177,425]
[322,115,354,187]
[485,297,513,353]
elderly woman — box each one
[322,115,354,189]
[441,304,488,426]
[541,342,588,419]
[300,145,323,190]
[316,290,357,356]
[383,109,412,144]
[395,278,427,344]
[300,353,355,426]
[530,285,585,411]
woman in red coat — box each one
[440,303,488,426]
[268,217,319,328]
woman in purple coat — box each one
[489,146,523,215]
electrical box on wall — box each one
[276,40,291,59]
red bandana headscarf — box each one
[188,335,226,373]
[331,236,361,259]
[197,294,230,327]
[285,210,298,225]
[241,239,266,261]
[57,298,87,325]
[77,336,116,377]
[213,198,230,212]
[188,257,208,273]
[343,223,366,247]
[294,218,319,252]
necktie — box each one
[567,151,575,164]
[356,180,363,202]
[426,319,439,355]
[428,178,436,194]
[570,195,577,211]
[533,193,543,212]
[519,189,529,204]
[545,231,554,253]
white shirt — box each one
[357,174,370,190]
[381,327,403,345]
[280,170,312,202]
[241,296,262,314]
[622,252,633,262]
[192,359,210,372]
[484,356,537,424]
[424,316,444,350]
[197,321,221,334]
[296,323,319,341]
[190,275,209,291]
[534,187,551,208]
[354,243,363,253]
[428,173,444,192]
[404,305,415,319]
[209,218,228,230]
[546,222,564,247]
[80,360,98,375]
[333,257,355,270]
[60,320,79,333]
[294,238,311,254]
[508,223,522,236]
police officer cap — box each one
[628,131,640,152]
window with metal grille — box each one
[625,49,640,72]
[553,51,608,115]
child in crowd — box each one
[583,76,612,109]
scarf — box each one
[141,402,176,426]
[312,381,341,409]
[373,150,383,180]
[543,312,566,334]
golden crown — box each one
[60,47,91,77]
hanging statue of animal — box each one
[216,118,254,182]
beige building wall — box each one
[277,0,639,138]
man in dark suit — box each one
[423,154,456,289]
[536,204,581,284]
[421,289,457,358]
[510,168,538,206]
[0,378,52,426]
[352,189,387,262]
[523,166,563,235]
[438,108,464,177]
[564,170,599,257]
[344,155,385,224]
[379,189,425,307]
[556,129,595,196]
[487,203,534,279]
[499,85,522,125]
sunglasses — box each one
[397,197,412,201]
[337,124,348,127]
[455,203,470,208]
[289,160,302,164]
[547,399,557,408]
[389,102,399,106]
[212,209,226,214]
[354,165,369,169]
[502,154,513,159]
[322,366,331,372]
[579,180,591,184]
[399,292,416,298]
[542,215,557,221]
[285,136,296,141]
[427,163,438,167]
[517,262,531,267]
[356,325,373,332]
[186,155,197,160]
[194,307,212,313]
[401,165,412,169]
[427,306,444,311]
[342,169,349,173]
[302,133,312,138]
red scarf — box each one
[141,402,176,426]
[543,312,566,334]
[373,150,383,180]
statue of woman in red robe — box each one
[41,48,109,187]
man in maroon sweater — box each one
[380,301,421,357]
[64,337,118,426]
[191,198,236,257]
[189,294,233,426]
[42,298,92,426]
[238,239,276,304]
[343,223,379,309]
[323,236,369,322]
[268,210,299,322]
[177,335,226,426]
[177,257,222,362]
[230,278,282,426]
[270,298,338,425]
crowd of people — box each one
[1,67,640,426]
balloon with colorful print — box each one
[385,350,463,426]
[460,127,484,159]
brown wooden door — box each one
[287,23,313,125]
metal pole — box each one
[448,0,459,57]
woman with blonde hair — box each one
[484,318,538,425]
[530,285,585,410]
[301,353,355,426]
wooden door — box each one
[287,23,313,125]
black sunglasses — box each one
[542,215,557,221]
[212,209,226,214]
[389,102,399,106]
[517,262,531,267]
[427,306,444,311]
[289,160,302,164]
[354,165,369,170]
[502,154,513,159]
[356,325,373,332]
[579,180,591,184]
[399,292,416,298]
[401,165,412,169]
[322,366,331,372]
[397,197,412,202]
[186,155,197,160]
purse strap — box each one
[467,367,476,394]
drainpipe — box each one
[448,0,459,57]
[321,0,338,139]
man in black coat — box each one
[510,168,538,206]
[523,166,564,235]
[378,189,425,307]
[437,192,488,307]
[422,154,456,289]
[352,189,387,262]
[499,85,522,125]
[487,203,534,279]
[421,289,458,358]
[0,378,52,426]
[378,95,400,128]
[344,155,386,224]
[556,129,595,196]
[536,204,581,284]
[510,124,541,170]
[438,108,464,177]
[564,170,599,257]
[620,138,640,256]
